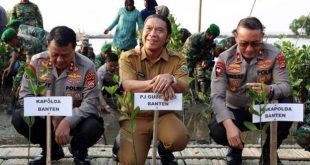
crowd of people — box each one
[0,0,303,165]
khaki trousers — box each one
[118,112,189,165]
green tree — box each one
[289,15,310,35]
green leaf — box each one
[41,67,49,77]
[25,67,36,80]
[262,123,270,132]
[131,106,140,119]
[127,92,134,104]
[37,84,46,95]
[105,85,119,95]
[112,74,119,83]
[249,105,260,116]
[292,79,303,87]
[23,116,36,127]
[243,121,258,131]
[28,80,38,96]
[130,120,137,132]
[247,87,258,99]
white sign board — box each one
[24,96,72,116]
[252,103,303,123]
[134,93,183,111]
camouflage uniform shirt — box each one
[12,2,43,28]
[13,34,46,62]
[184,32,215,75]
[18,24,48,46]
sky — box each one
[1,0,309,35]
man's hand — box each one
[223,119,244,149]
[162,86,176,101]
[151,74,174,93]
[52,116,65,131]
[55,119,70,145]
[2,67,12,77]
[246,83,271,95]
[104,29,110,34]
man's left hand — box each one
[55,119,71,145]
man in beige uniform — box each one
[12,26,103,165]
[117,15,189,165]
[208,17,292,165]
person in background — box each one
[180,28,191,45]
[94,43,112,69]
[0,5,8,36]
[1,28,45,77]
[117,14,189,165]
[155,5,170,18]
[6,19,49,47]
[184,24,220,77]
[97,52,119,113]
[140,0,158,22]
[208,17,293,165]
[213,29,236,57]
[11,0,44,28]
[104,0,143,51]
[77,38,96,61]
[11,26,103,165]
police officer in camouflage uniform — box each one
[208,17,292,165]
[12,0,43,28]
[1,28,45,77]
[7,19,49,47]
[11,26,103,165]
[184,24,220,77]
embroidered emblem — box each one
[85,72,96,89]
[38,76,50,81]
[181,65,188,75]
[230,80,239,92]
[257,60,272,69]
[67,79,82,85]
[68,73,82,79]
[215,61,225,77]
[228,63,241,73]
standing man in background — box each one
[0,5,8,36]
[12,0,44,28]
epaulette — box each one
[121,49,140,58]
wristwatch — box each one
[171,75,177,85]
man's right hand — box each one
[52,116,65,131]
[2,67,12,77]
[223,119,244,149]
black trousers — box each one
[12,109,104,154]
[208,97,293,150]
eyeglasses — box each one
[238,41,262,48]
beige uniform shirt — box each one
[19,51,101,129]
[211,43,291,123]
[119,47,189,117]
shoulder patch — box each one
[180,65,188,75]
[85,72,96,89]
[277,53,286,69]
[215,61,226,77]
